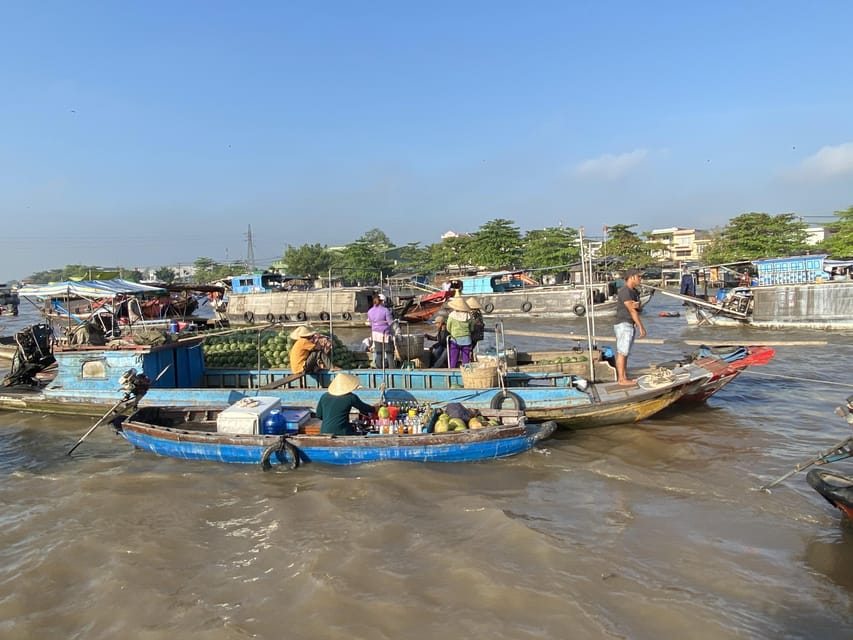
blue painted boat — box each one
[115,405,557,466]
[0,325,712,429]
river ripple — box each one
[1,299,852,639]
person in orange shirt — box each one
[289,325,321,374]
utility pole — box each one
[246,225,256,270]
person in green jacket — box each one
[315,373,375,435]
[445,297,473,367]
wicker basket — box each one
[460,364,499,389]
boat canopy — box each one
[19,279,167,299]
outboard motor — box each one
[3,324,56,387]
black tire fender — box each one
[244,311,255,324]
[296,311,307,321]
[342,312,352,321]
[573,304,586,317]
[319,311,330,321]
[521,301,532,313]
[266,313,275,323]
[489,390,524,411]
[483,302,495,314]
[261,438,301,470]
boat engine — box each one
[119,368,151,400]
[2,324,56,387]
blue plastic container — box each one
[261,409,287,435]
[168,320,179,333]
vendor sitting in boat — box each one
[316,373,375,435]
[289,325,326,375]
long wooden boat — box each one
[0,324,710,429]
[451,270,653,319]
[114,405,556,466]
[508,344,775,405]
[653,255,853,330]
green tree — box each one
[191,257,244,283]
[282,243,334,277]
[27,265,111,283]
[604,224,656,268]
[334,240,394,284]
[521,226,581,270]
[359,228,393,252]
[154,267,177,283]
[703,212,809,263]
[820,205,853,258]
[468,218,523,269]
[123,269,144,283]
[425,235,473,273]
[394,242,431,273]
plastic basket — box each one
[460,364,499,389]
[394,334,424,361]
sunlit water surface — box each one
[1,300,852,639]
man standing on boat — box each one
[613,268,647,385]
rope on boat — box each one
[741,369,853,389]
[260,436,301,471]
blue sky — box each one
[2,1,852,281]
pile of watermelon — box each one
[202,330,360,369]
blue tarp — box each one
[19,279,166,299]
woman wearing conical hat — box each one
[289,325,321,374]
[316,373,375,435]
[445,297,473,367]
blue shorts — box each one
[614,322,635,356]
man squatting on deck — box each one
[613,268,647,385]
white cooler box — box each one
[217,396,282,434]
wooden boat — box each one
[506,344,774,405]
[19,280,218,333]
[114,404,557,466]
[225,271,381,328]
[653,255,853,330]
[397,290,453,323]
[653,345,775,404]
[451,269,653,319]
[0,283,20,316]
[807,469,853,520]
[0,323,709,429]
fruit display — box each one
[202,329,359,369]
[359,400,505,435]
[536,355,588,364]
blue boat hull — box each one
[118,415,556,466]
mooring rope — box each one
[741,369,853,389]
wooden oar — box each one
[66,364,172,456]
[66,397,136,456]
[758,436,853,492]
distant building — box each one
[805,226,827,245]
[647,227,712,264]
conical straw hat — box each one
[328,373,361,396]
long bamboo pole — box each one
[501,328,827,347]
